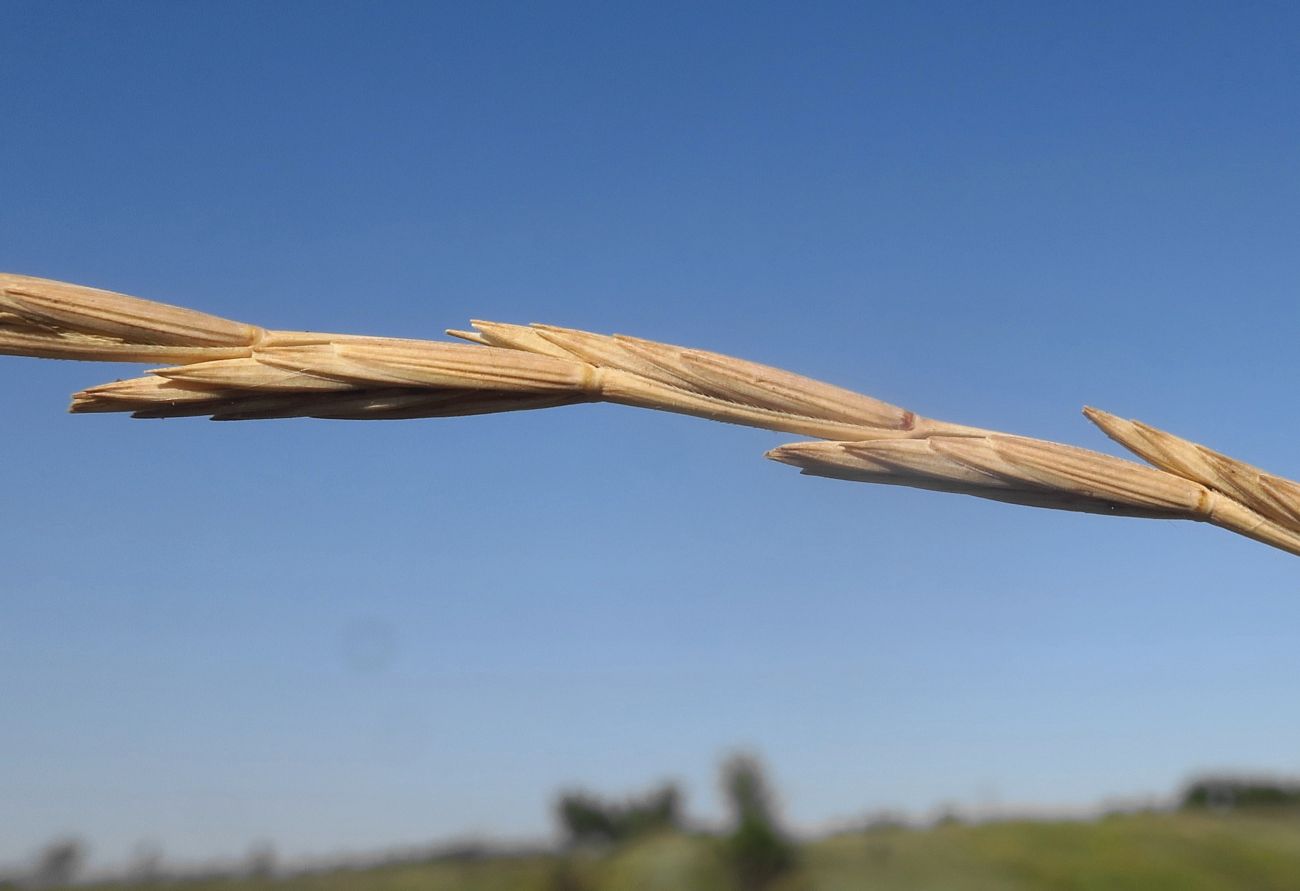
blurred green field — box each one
[73,810,1300,891]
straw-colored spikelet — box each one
[1084,407,1300,536]
[70,341,600,420]
[0,273,263,362]
[5,271,1300,558]
[447,320,993,441]
[767,435,1300,557]
[458,321,903,429]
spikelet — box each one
[69,340,596,416]
[1084,407,1300,535]
[0,274,262,362]
[767,435,1206,519]
[768,434,1300,556]
[611,333,915,429]
[451,320,992,440]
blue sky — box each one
[2,0,1299,873]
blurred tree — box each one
[556,783,682,846]
[720,755,795,891]
[1182,776,1300,811]
[245,841,277,879]
[31,838,85,888]
[558,792,619,845]
[619,785,681,839]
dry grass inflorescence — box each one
[3,272,1299,557]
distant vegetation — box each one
[1182,776,1300,811]
[718,754,796,890]
[13,812,1300,891]
[556,783,683,846]
[554,754,793,889]
[11,771,1300,890]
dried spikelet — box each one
[526,322,921,431]
[459,319,992,439]
[1084,407,1300,534]
[459,322,887,438]
[612,334,915,429]
[591,367,907,442]
[769,434,1300,556]
[767,436,1202,519]
[974,437,1207,515]
[0,274,262,362]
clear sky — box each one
[2,0,1299,875]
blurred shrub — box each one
[30,838,85,888]
[244,841,277,878]
[1182,776,1300,811]
[720,754,796,891]
[556,783,682,846]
